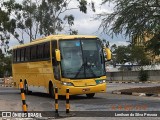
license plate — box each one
[82,88,90,92]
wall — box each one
[106,70,160,81]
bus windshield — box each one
[59,39,105,79]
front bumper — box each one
[58,83,106,95]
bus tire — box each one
[49,82,54,98]
[24,81,29,95]
[86,93,95,98]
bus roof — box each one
[12,34,98,49]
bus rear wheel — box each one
[86,93,95,98]
[49,83,54,98]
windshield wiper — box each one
[74,63,84,78]
[74,58,96,78]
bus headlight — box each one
[61,82,74,86]
[96,79,106,84]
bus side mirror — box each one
[105,48,111,61]
[55,49,61,61]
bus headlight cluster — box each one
[96,79,106,84]
[61,82,74,86]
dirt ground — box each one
[118,86,160,94]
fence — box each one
[106,70,160,81]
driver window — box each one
[52,40,60,80]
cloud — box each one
[61,0,128,46]
[61,0,113,34]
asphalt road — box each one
[0,83,160,120]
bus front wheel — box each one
[86,93,95,98]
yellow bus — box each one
[12,35,111,98]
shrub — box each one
[138,68,149,82]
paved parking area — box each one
[0,82,160,119]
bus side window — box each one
[37,44,43,59]
[25,47,30,61]
[17,49,20,62]
[52,40,60,80]
[31,45,37,60]
[44,42,50,59]
[21,48,24,62]
[24,48,26,61]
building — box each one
[131,33,160,63]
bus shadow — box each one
[29,92,50,98]
[70,95,102,100]
[28,92,103,100]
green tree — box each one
[138,68,149,82]
[130,46,150,65]
[113,45,130,64]
[113,45,150,65]
[111,44,117,53]
[0,8,11,52]
[145,34,160,56]
[110,44,117,67]
[99,0,160,54]
[0,49,12,77]
[0,0,95,44]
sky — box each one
[8,0,129,48]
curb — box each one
[107,81,160,84]
[112,91,160,97]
